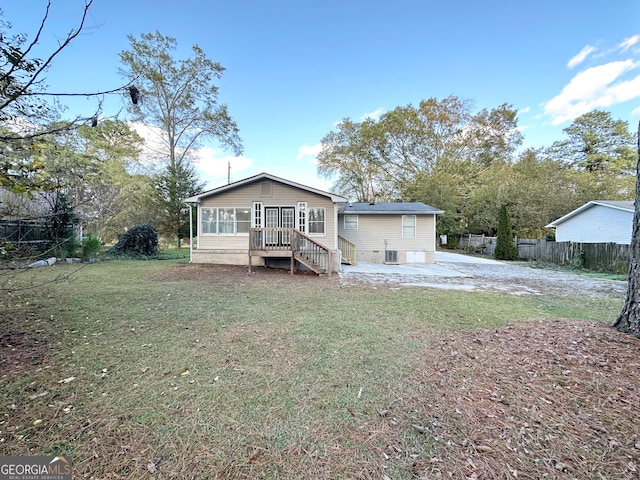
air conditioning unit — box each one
[385,250,398,264]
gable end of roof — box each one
[184,172,347,203]
[546,200,635,228]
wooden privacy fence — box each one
[517,240,630,274]
[458,234,630,273]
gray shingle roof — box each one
[338,202,443,215]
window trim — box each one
[297,202,307,233]
[402,214,417,239]
[307,207,326,236]
[200,207,251,236]
[343,214,358,230]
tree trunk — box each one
[614,121,640,337]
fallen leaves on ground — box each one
[393,319,640,479]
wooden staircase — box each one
[292,230,332,275]
[248,227,333,275]
[338,235,357,265]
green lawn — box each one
[0,260,626,478]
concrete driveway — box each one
[338,251,627,297]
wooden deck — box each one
[249,227,333,275]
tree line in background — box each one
[1,3,241,255]
[317,98,637,241]
[2,3,638,254]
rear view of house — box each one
[185,173,444,273]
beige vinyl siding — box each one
[338,214,437,263]
[197,180,338,251]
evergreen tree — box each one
[494,204,517,260]
[152,162,204,246]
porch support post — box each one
[290,230,296,275]
[187,202,194,263]
[327,250,332,276]
[247,232,253,273]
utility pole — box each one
[227,161,231,184]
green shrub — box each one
[55,236,80,259]
[82,233,102,261]
[111,224,159,257]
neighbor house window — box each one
[201,208,251,235]
[308,207,325,234]
[402,215,416,238]
[344,215,358,229]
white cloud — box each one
[128,122,252,185]
[567,45,596,69]
[518,106,530,114]
[631,105,640,116]
[296,143,322,162]
[360,108,384,121]
[618,35,640,53]
[192,146,253,185]
[544,60,640,125]
[128,122,168,169]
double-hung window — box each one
[344,215,358,229]
[402,215,416,238]
[307,207,325,235]
[201,207,251,235]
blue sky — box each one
[3,0,640,190]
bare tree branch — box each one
[0,1,94,113]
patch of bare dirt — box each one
[387,319,640,479]
[149,261,627,298]
[150,263,338,287]
[0,331,47,382]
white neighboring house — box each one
[546,200,634,245]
